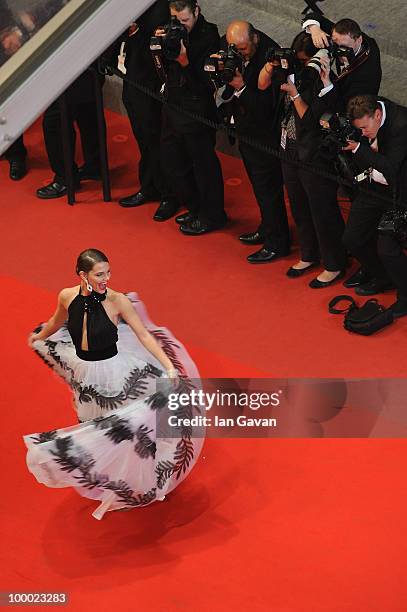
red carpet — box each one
[1,112,407,611]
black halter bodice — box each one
[67,290,118,361]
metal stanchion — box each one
[91,67,111,202]
[59,92,76,205]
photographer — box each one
[302,13,381,111]
[342,95,407,298]
[157,0,227,235]
[258,32,347,287]
[117,1,179,221]
[215,21,290,263]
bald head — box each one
[226,21,258,60]
[227,21,252,44]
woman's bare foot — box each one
[316,270,341,283]
[291,260,315,270]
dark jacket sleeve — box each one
[237,37,280,118]
[302,12,334,35]
[0,1,14,31]
[181,22,220,95]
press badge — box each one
[117,42,126,74]
[280,127,287,150]
[355,168,371,183]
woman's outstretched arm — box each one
[28,290,69,346]
[117,294,177,377]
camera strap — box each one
[150,49,167,89]
[335,43,370,82]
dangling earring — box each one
[85,277,93,292]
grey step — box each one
[230,0,407,59]
[200,0,407,106]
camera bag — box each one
[328,295,394,335]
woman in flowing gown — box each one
[24,248,203,519]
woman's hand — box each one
[308,25,330,49]
[319,56,332,88]
[28,332,42,348]
[166,368,179,388]
[280,79,298,98]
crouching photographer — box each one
[258,32,347,287]
[206,20,290,263]
[155,0,227,235]
[342,95,407,302]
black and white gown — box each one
[24,290,203,520]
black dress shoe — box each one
[389,300,407,318]
[239,231,264,245]
[9,159,27,181]
[153,200,178,222]
[343,267,371,288]
[355,279,394,296]
[180,218,227,235]
[36,181,78,199]
[309,270,346,288]
[119,191,159,208]
[286,262,319,278]
[175,212,196,225]
[78,165,101,181]
[247,247,288,264]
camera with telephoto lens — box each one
[319,112,362,157]
[265,47,297,72]
[204,44,244,84]
[150,16,188,60]
[306,47,330,74]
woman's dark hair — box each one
[291,31,319,58]
[76,249,109,275]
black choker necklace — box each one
[80,289,107,311]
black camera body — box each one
[327,39,355,63]
[150,16,188,60]
[319,112,362,182]
[204,44,244,85]
[265,47,297,72]
[320,112,362,155]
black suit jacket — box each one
[303,13,382,112]
[352,98,407,200]
[219,31,281,146]
[124,0,170,91]
[102,0,170,95]
[164,13,220,133]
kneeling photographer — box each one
[342,95,407,300]
[154,0,227,235]
[258,32,347,287]
[209,20,290,263]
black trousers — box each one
[378,233,407,300]
[123,86,173,199]
[343,186,392,283]
[5,135,26,161]
[239,141,290,252]
[160,110,225,225]
[281,144,346,270]
[42,96,102,183]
